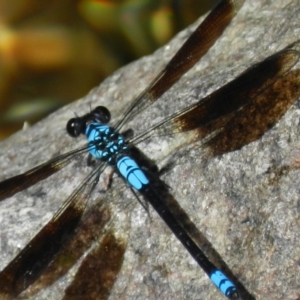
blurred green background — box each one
[0,0,218,141]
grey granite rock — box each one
[0,0,299,299]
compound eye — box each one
[92,106,111,124]
[66,118,85,137]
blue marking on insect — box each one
[210,270,237,296]
[117,156,149,190]
[85,123,127,163]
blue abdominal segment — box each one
[210,270,237,296]
[117,156,149,190]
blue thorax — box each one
[85,122,149,190]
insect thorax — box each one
[85,123,127,164]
